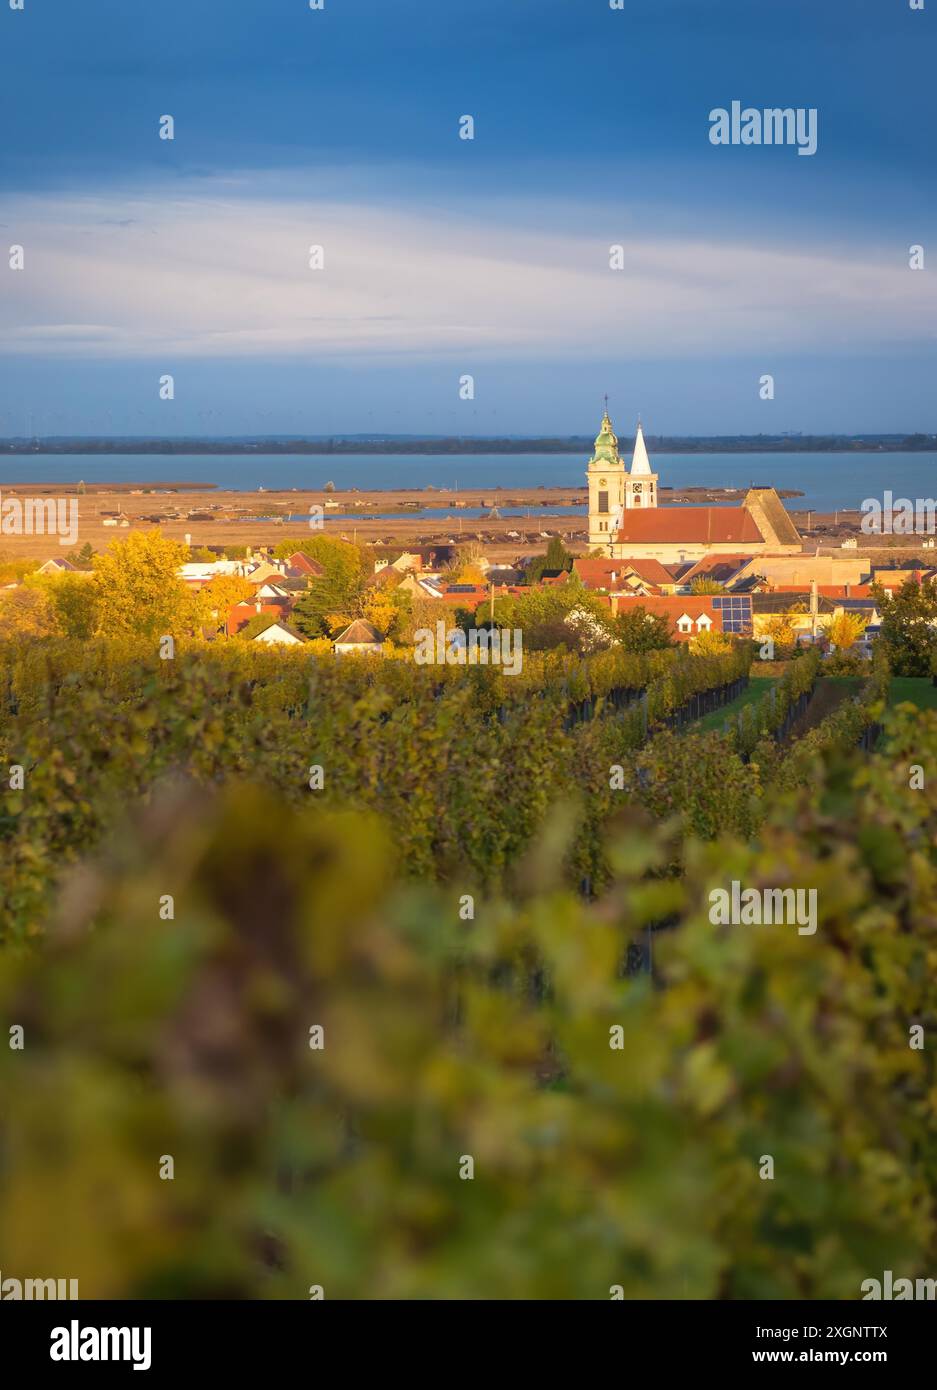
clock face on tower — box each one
[632,483,642,492]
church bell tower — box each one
[625,421,659,510]
[586,402,626,550]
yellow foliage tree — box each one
[92,530,192,639]
[827,611,866,651]
[45,574,100,640]
[760,605,807,652]
[0,584,56,637]
[324,611,355,638]
[197,574,255,632]
[361,590,398,638]
[690,628,733,656]
[455,563,486,586]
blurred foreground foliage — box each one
[0,692,935,1298]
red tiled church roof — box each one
[615,507,763,545]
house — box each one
[366,566,407,594]
[751,588,880,641]
[179,559,248,590]
[36,558,78,576]
[671,554,754,591]
[226,600,291,637]
[285,552,325,578]
[245,560,287,588]
[333,619,385,656]
[573,556,677,594]
[731,555,870,588]
[609,594,737,640]
[251,621,305,646]
[771,583,874,601]
[254,581,293,601]
[870,567,937,595]
[390,551,423,574]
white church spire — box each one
[624,419,659,510]
[630,421,652,476]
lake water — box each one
[1,451,935,513]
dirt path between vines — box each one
[783,677,861,743]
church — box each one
[586,409,802,562]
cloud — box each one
[2,181,933,362]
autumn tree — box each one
[690,628,733,656]
[92,530,191,639]
[361,588,404,640]
[398,594,442,646]
[827,611,867,652]
[46,574,100,640]
[0,584,56,637]
[760,607,806,657]
[0,554,39,586]
[198,574,255,632]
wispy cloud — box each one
[3,181,933,362]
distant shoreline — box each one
[1,435,936,457]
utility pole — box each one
[490,580,494,627]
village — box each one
[2,411,931,660]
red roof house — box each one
[226,600,291,637]
[609,594,725,640]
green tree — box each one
[492,584,614,652]
[525,536,572,586]
[288,538,365,638]
[690,578,725,595]
[544,535,571,570]
[873,578,937,676]
[614,606,675,653]
[74,542,96,569]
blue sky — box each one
[1,0,935,437]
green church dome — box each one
[594,411,618,451]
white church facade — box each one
[586,408,802,562]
